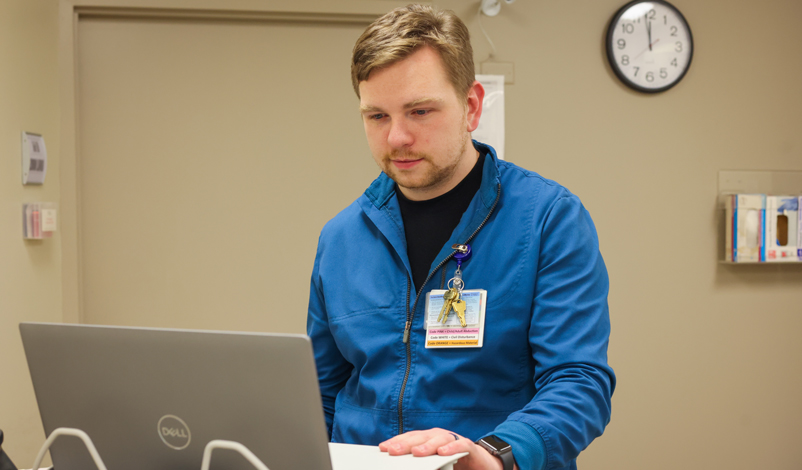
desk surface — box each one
[329,443,467,470]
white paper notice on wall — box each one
[473,74,505,160]
[22,132,47,185]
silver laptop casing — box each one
[20,322,333,470]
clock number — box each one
[675,41,683,52]
[646,71,655,82]
[633,66,640,77]
[622,23,634,34]
[660,68,668,79]
[670,26,678,37]
[617,38,626,50]
[664,15,667,25]
[621,55,630,66]
[647,9,656,20]
[671,58,678,67]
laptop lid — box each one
[19,322,333,470]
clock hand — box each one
[632,38,660,60]
[646,15,652,51]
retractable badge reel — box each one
[451,243,472,290]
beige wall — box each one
[2,0,802,468]
[438,1,802,469]
[0,0,62,464]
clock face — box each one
[606,0,693,93]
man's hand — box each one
[379,428,505,470]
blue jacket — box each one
[307,142,615,470]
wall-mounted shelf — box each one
[718,170,802,196]
[718,170,802,265]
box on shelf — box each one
[22,202,57,239]
[764,196,799,262]
[799,196,802,260]
[724,194,765,262]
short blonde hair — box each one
[351,4,474,100]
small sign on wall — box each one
[22,132,47,185]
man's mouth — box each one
[391,159,423,170]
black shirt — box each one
[396,151,485,293]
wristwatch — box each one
[475,435,513,470]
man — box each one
[306,5,615,470]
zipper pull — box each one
[403,321,411,343]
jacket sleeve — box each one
[306,238,353,439]
[491,194,616,470]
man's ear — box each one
[465,80,485,132]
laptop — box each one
[20,322,334,470]
[20,323,466,470]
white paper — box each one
[41,209,57,232]
[473,74,505,160]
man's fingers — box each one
[379,430,437,455]
[380,428,502,469]
[434,433,473,456]
[409,431,464,457]
[379,429,462,456]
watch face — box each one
[481,435,511,453]
[606,0,693,93]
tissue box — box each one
[725,194,765,262]
[765,196,799,262]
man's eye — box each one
[370,114,386,121]
[413,109,428,116]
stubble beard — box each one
[380,133,469,194]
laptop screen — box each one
[20,323,333,470]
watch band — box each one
[475,435,513,470]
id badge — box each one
[424,289,487,348]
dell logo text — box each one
[157,415,191,450]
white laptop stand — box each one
[31,428,273,470]
[201,440,270,470]
[31,428,108,470]
[30,427,464,470]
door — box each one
[77,13,377,333]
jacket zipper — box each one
[397,183,502,435]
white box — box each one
[726,194,764,262]
[765,196,799,262]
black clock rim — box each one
[605,0,694,94]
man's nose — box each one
[387,119,414,149]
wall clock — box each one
[606,0,693,93]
